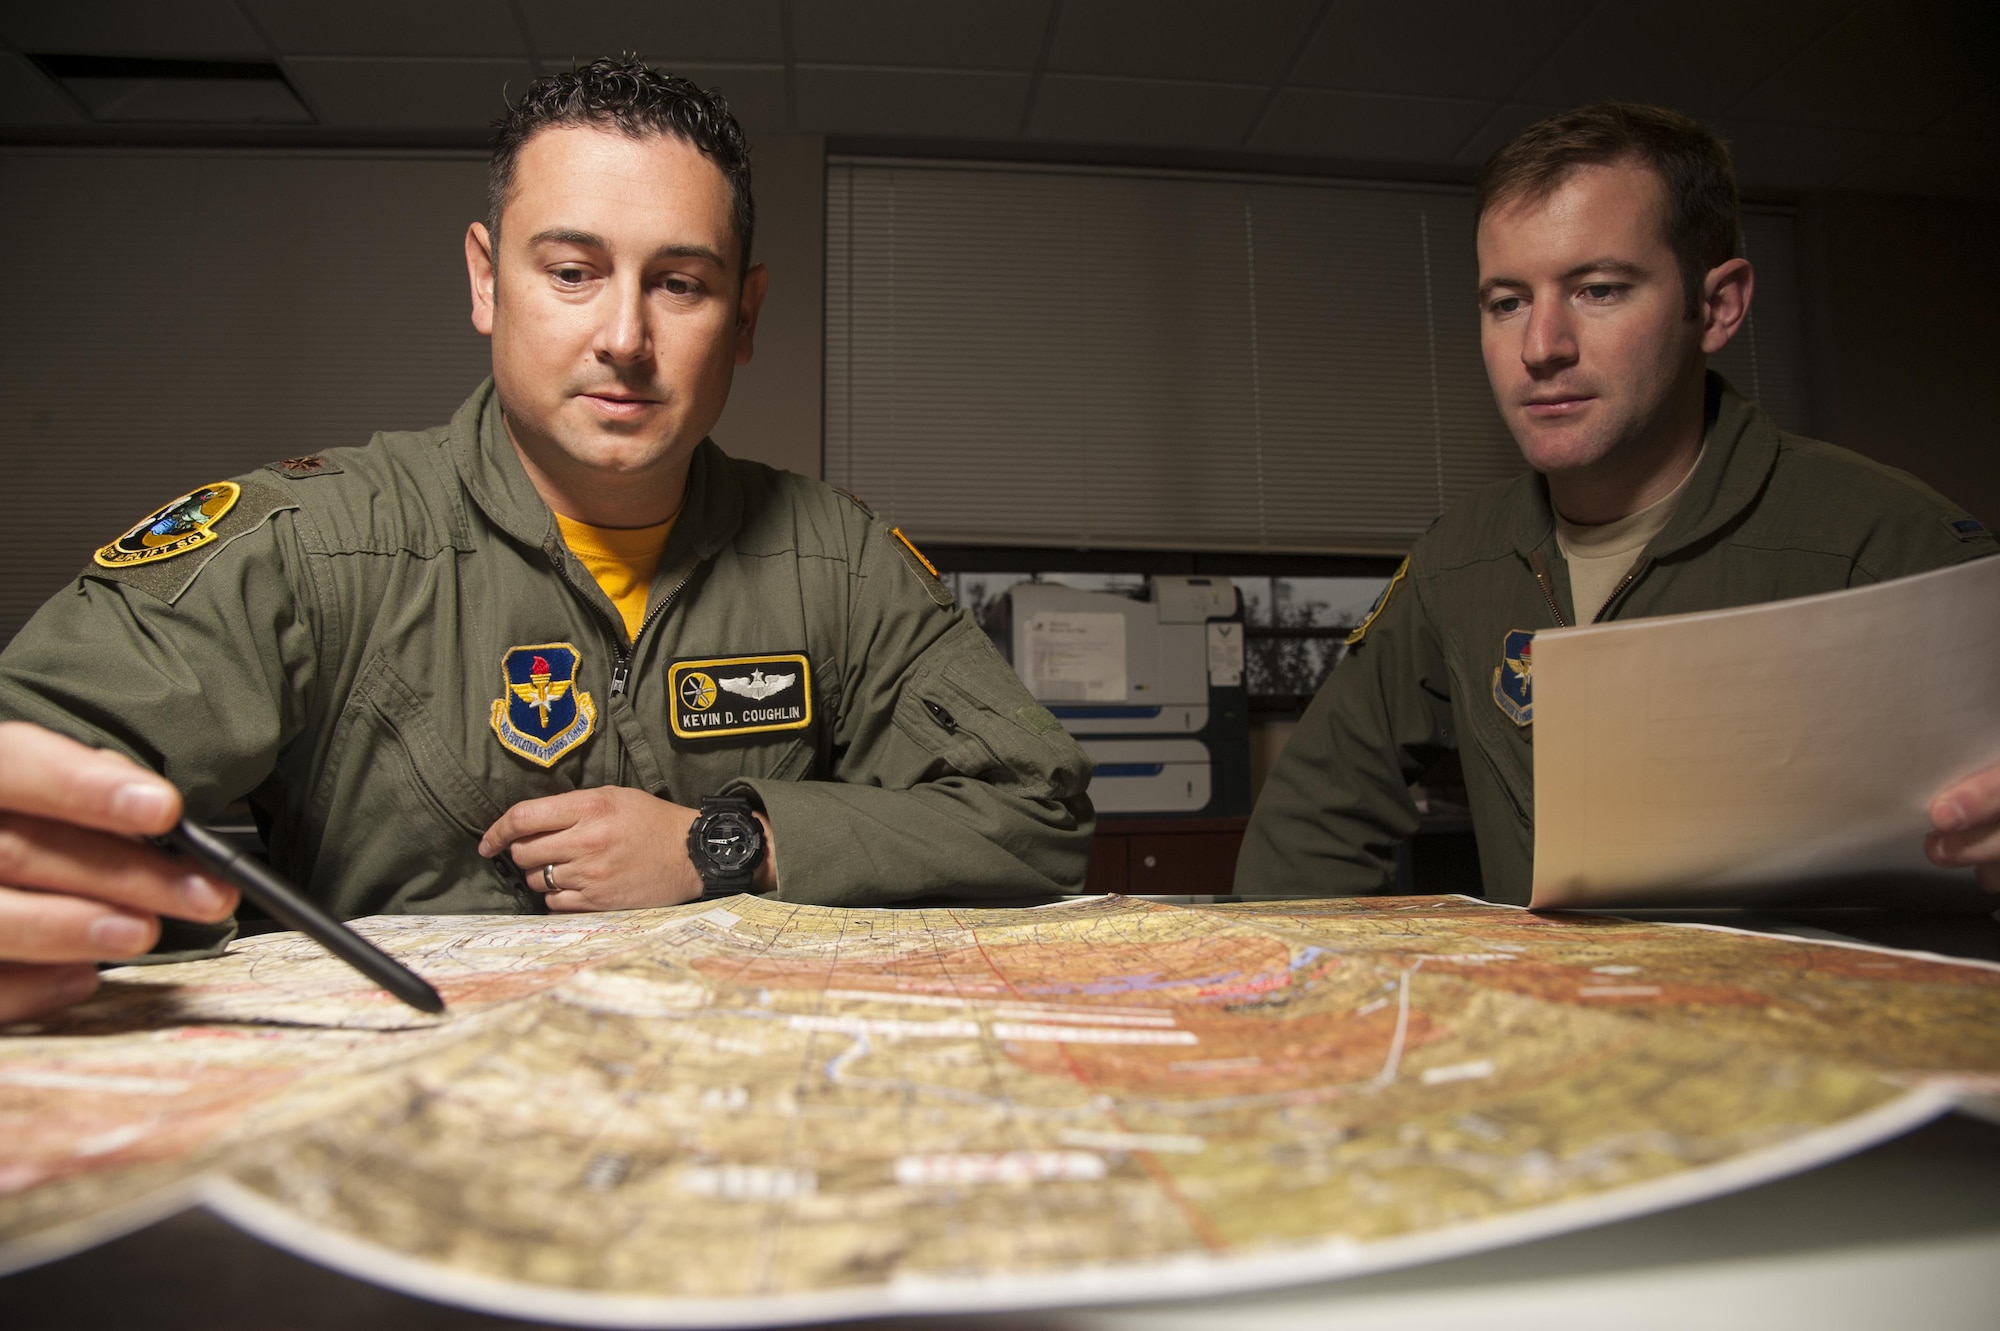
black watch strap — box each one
[687,794,764,893]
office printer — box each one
[988,577,1251,816]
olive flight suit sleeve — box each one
[0,486,323,957]
[0,501,320,810]
[728,522,1094,906]
[1235,561,1455,897]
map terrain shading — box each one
[2,894,1997,1324]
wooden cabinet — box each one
[1089,817,1246,896]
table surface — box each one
[7,905,1999,1331]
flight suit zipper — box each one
[546,544,696,700]
[610,570,691,698]
[1526,549,1569,628]
[1592,557,1652,623]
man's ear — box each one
[733,263,769,367]
[1698,256,1754,356]
[467,222,498,337]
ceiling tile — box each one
[1729,0,1998,133]
[1834,133,2000,199]
[674,65,790,137]
[244,0,525,58]
[1250,88,1492,163]
[0,52,85,125]
[1048,0,1324,85]
[796,66,1028,138]
[0,0,267,56]
[285,58,532,128]
[517,1,784,67]
[1027,75,1264,149]
[1711,120,1904,193]
[1450,102,1567,167]
[1515,0,1855,120]
[1289,0,1594,101]
[792,0,1052,71]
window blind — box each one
[824,160,1809,554]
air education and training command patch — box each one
[491,643,597,767]
[669,654,812,741]
[93,482,241,568]
[1492,629,1535,727]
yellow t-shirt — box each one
[554,512,677,641]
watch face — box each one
[699,810,761,872]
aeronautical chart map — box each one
[3,894,1999,1324]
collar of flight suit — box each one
[446,378,747,572]
[1508,371,1781,564]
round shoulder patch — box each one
[93,482,242,568]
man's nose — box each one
[1521,297,1577,374]
[595,277,650,364]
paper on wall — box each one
[1207,621,1244,687]
[1025,611,1127,701]
[1531,556,2000,908]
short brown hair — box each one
[1476,103,1738,318]
[488,56,754,270]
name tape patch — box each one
[669,653,813,741]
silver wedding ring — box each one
[542,863,559,892]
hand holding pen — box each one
[0,722,442,1022]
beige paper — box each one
[1532,556,2000,908]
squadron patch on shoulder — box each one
[491,643,597,767]
[668,653,812,741]
[94,482,242,568]
[1345,558,1409,646]
[1492,629,1535,727]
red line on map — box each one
[945,912,1230,1255]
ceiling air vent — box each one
[29,54,313,124]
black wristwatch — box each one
[686,794,765,895]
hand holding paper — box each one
[1530,556,2000,908]
[1928,764,2000,893]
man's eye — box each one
[661,276,699,296]
[1488,296,1524,316]
[1579,284,1622,301]
[553,267,588,286]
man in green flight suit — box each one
[0,58,1092,1023]
[1238,102,2000,906]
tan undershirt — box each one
[554,512,677,641]
[1554,449,1702,623]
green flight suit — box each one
[1238,375,1997,905]
[0,382,1093,930]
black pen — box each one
[153,819,446,1015]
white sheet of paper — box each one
[1207,621,1244,687]
[1531,556,2000,908]
[1025,611,1127,701]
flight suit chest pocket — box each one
[316,657,507,840]
[1448,636,1535,829]
[654,651,818,794]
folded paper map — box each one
[3,894,1998,1324]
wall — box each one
[1798,193,2000,525]
[710,133,825,480]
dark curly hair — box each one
[488,56,754,269]
[1476,103,1737,320]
